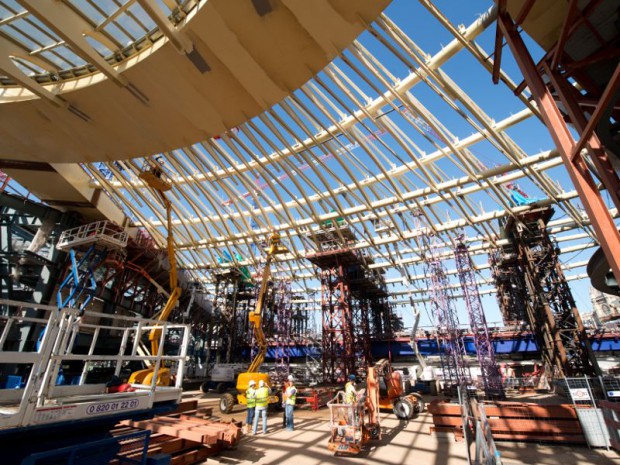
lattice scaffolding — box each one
[272,279,293,384]
[489,249,528,326]
[500,207,600,378]
[454,239,504,399]
[306,221,382,383]
[318,264,355,383]
[420,227,470,392]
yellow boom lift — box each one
[219,233,287,413]
[128,165,182,386]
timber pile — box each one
[428,399,586,444]
[111,400,242,465]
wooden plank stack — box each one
[111,401,242,465]
[428,399,586,444]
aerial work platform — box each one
[0,299,188,432]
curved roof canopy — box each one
[1,1,610,312]
[0,0,390,162]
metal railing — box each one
[56,220,128,251]
[0,299,189,430]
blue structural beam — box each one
[250,333,620,361]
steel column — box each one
[498,11,620,286]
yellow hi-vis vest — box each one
[285,385,297,405]
[246,387,256,408]
[345,381,356,403]
[255,386,269,407]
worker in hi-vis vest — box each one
[283,375,297,431]
[344,374,357,404]
[252,379,270,434]
[245,380,257,434]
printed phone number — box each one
[86,399,139,415]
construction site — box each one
[1,0,620,464]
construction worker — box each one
[245,380,257,434]
[252,379,269,434]
[345,374,357,404]
[283,374,297,431]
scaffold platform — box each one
[0,299,188,433]
[56,220,128,251]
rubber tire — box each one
[368,424,381,440]
[200,381,210,393]
[215,382,227,394]
[220,393,235,414]
[393,397,414,420]
[411,392,425,415]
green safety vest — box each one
[255,386,269,407]
[345,382,356,403]
[285,385,297,405]
[246,387,256,408]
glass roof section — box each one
[0,0,196,85]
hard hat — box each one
[249,380,256,386]
[287,375,294,381]
[258,380,265,387]
[349,374,356,380]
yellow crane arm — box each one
[149,193,181,355]
[247,233,286,373]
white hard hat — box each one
[258,380,265,387]
[287,375,294,381]
[249,380,256,386]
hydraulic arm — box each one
[247,232,286,373]
[129,167,182,386]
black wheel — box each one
[393,397,414,419]
[200,381,210,393]
[215,382,227,394]
[368,424,381,440]
[411,393,425,415]
[220,393,235,414]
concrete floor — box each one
[187,392,620,465]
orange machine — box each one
[375,359,425,419]
[326,359,424,454]
[327,365,381,455]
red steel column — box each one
[499,12,620,284]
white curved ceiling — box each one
[0,0,390,162]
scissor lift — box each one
[0,299,188,430]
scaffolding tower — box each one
[306,220,390,383]
[211,268,253,364]
[489,249,528,326]
[494,207,600,378]
[272,279,293,384]
[418,225,470,392]
[454,239,504,399]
